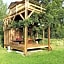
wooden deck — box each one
[27,43,48,49]
[10,43,48,51]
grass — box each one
[0,37,64,64]
[0,45,64,64]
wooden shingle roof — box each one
[8,1,25,9]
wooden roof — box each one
[8,1,25,9]
[8,0,41,9]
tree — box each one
[0,0,7,20]
[0,0,7,34]
[40,0,64,38]
[0,0,7,46]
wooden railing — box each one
[9,4,25,15]
[9,3,45,15]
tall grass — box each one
[0,44,64,64]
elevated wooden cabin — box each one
[3,0,51,55]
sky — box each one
[3,0,22,6]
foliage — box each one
[41,0,64,38]
[9,13,43,30]
[29,0,41,6]
[0,0,7,34]
[0,0,7,29]
[0,0,7,46]
[2,0,64,39]
[0,0,7,20]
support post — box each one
[24,26,28,55]
[8,30,9,46]
[4,31,6,48]
[48,25,51,51]
[24,0,29,55]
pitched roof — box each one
[8,0,41,9]
[8,1,25,9]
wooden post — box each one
[6,30,8,46]
[4,31,6,48]
[8,18,11,45]
[4,20,6,48]
[24,26,28,55]
[24,0,29,55]
[8,30,10,45]
[48,25,50,51]
[8,30,9,45]
[9,30,11,45]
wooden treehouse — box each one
[3,0,51,55]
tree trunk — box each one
[48,25,51,51]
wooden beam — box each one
[29,6,42,12]
[4,31,6,48]
[16,5,18,13]
[29,3,46,10]
[19,10,25,15]
[17,5,25,12]
[6,30,8,46]
[28,9,40,13]
[9,30,10,45]
[8,30,9,46]
[19,14,24,20]
[16,4,24,13]
[13,15,15,20]
[17,3,24,8]
[28,6,45,13]
[10,5,25,15]
[4,10,25,20]
[27,10,34,18]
